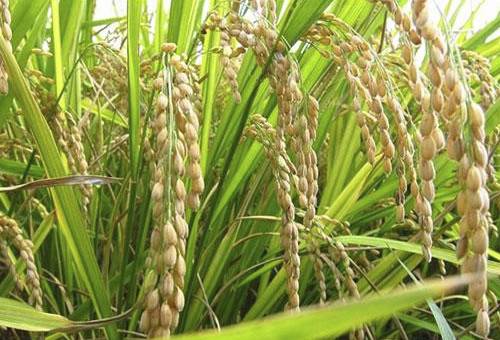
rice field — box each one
[0,0,498,339]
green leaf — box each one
[336,235,500,275]
[463,14,500,49]
[0,297,72,332]
[127,0,142,175]
[81,98,128,128]
[427,300,456,340]
[0,158,44,178]
[0,27,118,340]
[173,276,471,340]
[50,0,66,108]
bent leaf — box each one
[173,276,471,340]
[0,297,72,332]
[0,175,120,192]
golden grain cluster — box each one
[0,214,42,309]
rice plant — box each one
[0,0,498,339]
